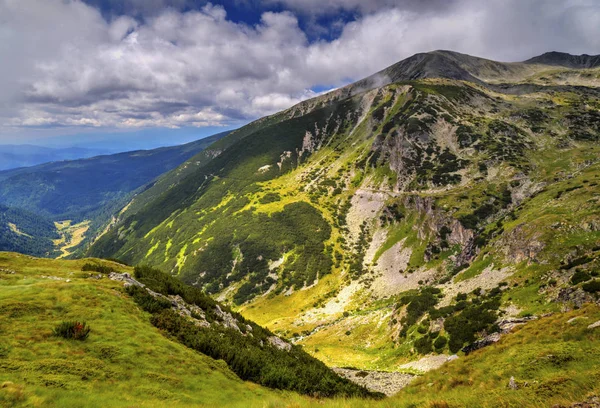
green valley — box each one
[0,132,227,258]
[2,49,600,407]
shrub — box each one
[53,321,91,340]
[434,336,448,349]
[571,270,591,285]
[455,293,467,301]
[81,263,115,273]
[414,336,433,354]
[582,280,600,293]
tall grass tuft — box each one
[53,321,91,340]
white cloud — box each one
[1,0,600,139]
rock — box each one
[588,320,600,330]
[508,376,518,390]
[498,316,537,333]
[462,332,502,355]
[333,368,415,396]
[498,224,545,264]
[267,336,292,351]
[447,355,459,362]
[555,287,593,308]
[429,318,444,333]
[108,272,144,288]
[567,316,588,324]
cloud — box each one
[263,0,457,16]
[1,0,600,139]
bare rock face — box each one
[497,224,545,264]
[267,336,292,351]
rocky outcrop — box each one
[333,368,415,396]
[462,316,537,355]
[555,287,594,309]
[267,336,292,351]
[108,272,143,288]
[497,224,545,264]
[462,332,502,355]
[108,273,265,335]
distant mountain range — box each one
[0,131,228,256]
[0,144,113,171]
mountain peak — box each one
[524,51,600,68]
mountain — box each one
[525,51,600,68]
[0,205,59,257]
[0,132,228,257]
[0,132,228,220]
[51,50,600,403]
[0,145,111,171]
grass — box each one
[2,253,600,407]
[0,252,300,407]
[394,305,600,407]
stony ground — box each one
[332,368,415,396]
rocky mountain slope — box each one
[88,50,599,375]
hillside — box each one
[0,206,59,258]
[0,132,227,258]
[0,145,110,172]
[0,252,376,407]
[0,132,227,221]
[2,253,600,407]
[87,50,600,378]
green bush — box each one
[414,336,433,354]
[53,321,91,340]
[433,335,448,349]
[582,280,600,293]
[81,263,116,273]
[571,270,592,285]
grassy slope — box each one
[2,251,599,407]
[396,305,600,408]
[0,252,300,407]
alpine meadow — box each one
[1,1,600,407]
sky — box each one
[1,0,600,150]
